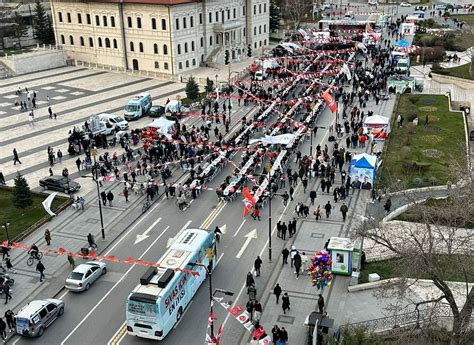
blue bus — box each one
[126,228,216,340]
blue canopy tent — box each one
[349,153,377,190]
[395,38,410,48]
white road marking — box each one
[58,289,69,300]
[60,226,170,345]
[134,217,162,244]
[173,300,193,329]
[235,229,258,259]
[167,220,192,247]
[106,321,126,345]
[12,336,20,345]
[216,252,225,266]
[233,219,246,237]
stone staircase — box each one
[205,47,222,65]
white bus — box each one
[126,228,216,340]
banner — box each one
[42,192,58,217]
[249,133,296,145]
[322,91,337,113]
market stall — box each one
[349,153,377,189]
[363,114,390,141]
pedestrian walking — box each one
[246,271,255,288]
[277,221,282,238]
[278,327,289,344]
[254,256,262,277]
[273,283,282,304]
[100,191,107,206]
[67,252,75,268]
[254,300,262,322]
[12,148,21,165]
[36,260,45,282]
[340,203,349,221]
[4,258,15,274]
[309,190,317,206]
[246,300,254,322]
[0,317,6,342]
[4,310,14,333]
[123,186,129,202]
[294,251,302,279]
[314,205,321,221]
[290,246,298,268]
[44,229,51,245]
[3,285,11,305]
[106,191,114,206]
[1,244,10,261]
[302,177,308,193]
[281,222,287,240]
[281,248,289,265]
[318,294,325,314]
[324,201,332,218]
[281,293,291,314]
[48,106,53,119]
[75,157,81,172]
[272,325,280,344]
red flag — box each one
[322,91,337,113]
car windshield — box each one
[69,272,84,280]
[125,105,137,112]
[113,116,125,122]
[56,177,69,185]
[398,62,407,68]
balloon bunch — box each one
[308,249,333,290]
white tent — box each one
[147,117,176,139]
[364,115,390,128]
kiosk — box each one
[327,237,354,276]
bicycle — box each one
[26,252,44,266]
[142,200,151,214]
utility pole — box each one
[91,147,106,240]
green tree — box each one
[204,77,214,94]
[185,77,200,101]
[33,0,55,44]
[270,0,281,32]
[12,172,33,209]
[13,12,28,49]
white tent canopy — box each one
[147,117,176,139]
[364,115,390,127]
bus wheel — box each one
[176,307,183,322]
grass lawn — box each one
[0,188,66,242]
[437,63,474,81]
[379,95,466,188]
[360,256,474,283]
[452,14,474,27]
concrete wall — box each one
[0,49,67,75]
[432,73,474,90]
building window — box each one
[233,8,236,18]
[175,18,179,30]
[162,19,166,30]
[111,16,115,27]
[103,16,108,27]
[80,36,84,46]
[154,43,158,54]
[152,18,156,30]
[192,58,196,66]
[86,14,91,24]
[177,44,181,54]
[209,12,212,23]
[199,13,202,24]
[130,41,134,51]
[254,27,256,35]
[264,3,267,12]
[58,12,63,22]
[139,42,144,52]
[127,16,132,28]
[259,41,262,47]
[191,41,195,51]
[243,5,246,16]
[200,37,203,47]
[243,28,246,36]
[264,39,267,45]
[254,42,257,49]
[98,37,102,47]
[215,11,218,22]
[264,24,266,33]
[137,17,142,29]
[259,4,262,14]
[95,15,100,26]
[209,35,213,46]
[186,60,189,68]
[216,34,219,44]
[155,61,159,69]
[227,9,230,20]
[105,38,110,48]
[184,42,188,53]
[253,5,256,15]
[164,62,169,70]
[259,25,261,34]
[60,34,65,44]
[190,16,193,27]
[77,13,82,24]
[179,62,182,70]
[89,37,93,47]
[113,39,117,48]
[163,44,168,55]
[69,35,74,45]
[67,12,71,23]
[183,17,187,29]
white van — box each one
[396,57,411,74]
[15,299,65,337]
[98,113,129,131]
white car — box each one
[400,2,412,7]
[98,113,129,131]
[65,261,107,292]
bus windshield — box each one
[128,296,157,318]
[125,105,138,112]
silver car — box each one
[65,261,107,292]
[15,299,65,337]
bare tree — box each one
[283,0,312,29]
[354,169,474,345]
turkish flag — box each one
[322,91,337,113]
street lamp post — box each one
[2,222,10,242]
[268,191,272,262]
[91,147,106,240]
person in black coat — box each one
[254,256,263,277]
[246,272,255,288]
[273,283,282,304]
[281,293,290,314]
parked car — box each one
[400,2,412,7]
[65,261,107,292]
[15,299,64,337]
[414,5,427,11]
[98,113,129,131]
[39,176,81,194]
[148,105,166,117]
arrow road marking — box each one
[134,217,162,244]
[220,224,227,234]
[235,229,257,259]
[167,220,192,248]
